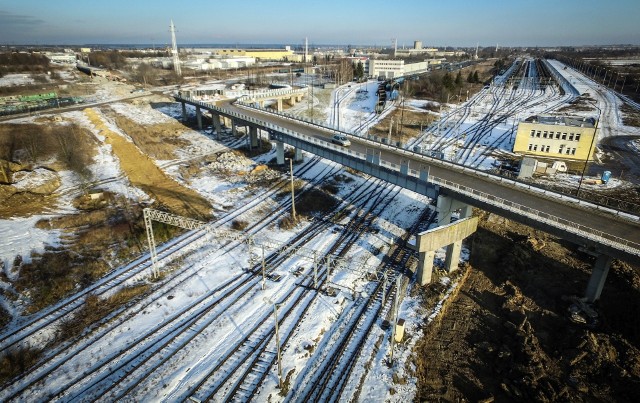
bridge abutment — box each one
[585,254,613,302]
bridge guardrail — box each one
[176,95,640,257]
[231,97,640,218]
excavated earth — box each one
[414,211,640,402]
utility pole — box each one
[389,275,402,364]
[170,20,181,77]
[269,301,283,389]
[261,245,266,290]
[287,158,296,221]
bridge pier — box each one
[276,99,283,112]
[294,147,303,162]
[400,159,409,176]
[436,195,472,225]
[231,119,237,136]
[411,217,478,286]
[249,126,259,149]
[585,254,613,302]
[276,141,285,165]
[287,96,296,106]
[366,149,381,165]
[196,106,202,130]
[181,102,187,122]
[212,113,222,139]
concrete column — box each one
[294,147,303,162]
[436,195,471,225]
[181,102,187,121]
[444,240,462,273]
[288,96,296,106]
[585,254,612,302]
[259,101,265,108]
[196,106,202,130]
[417,250,436,285]
[400,160,409,176]
[276,141,285,165]
[276,98,283,111]
[212,114,222,139]
[419,167,429,182]
[232,119,237,136]
[372,151,381,165]
[250,126,259,148]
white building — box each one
[366,59,431,79]
[45,53,77,64]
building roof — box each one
[524,115,596,128]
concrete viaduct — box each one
[175,93,640,303]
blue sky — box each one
[0,0,638,46]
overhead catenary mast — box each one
[170,20,181,77]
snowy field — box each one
[1,58,638,401]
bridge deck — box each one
[177,96,640,264]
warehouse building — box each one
[513,115,598,161]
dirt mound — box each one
[83,108,212,219]
[414,212,640,402]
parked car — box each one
[332,134,351,147]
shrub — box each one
[231,220,249,231]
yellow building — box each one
[513,115,598,161]
[213,48,295,61]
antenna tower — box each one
[170,20,181,77]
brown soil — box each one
[83,108,212,219]
[370,108,436,145]
[414,212,640,402]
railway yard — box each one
[1,55,639,401]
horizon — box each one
[1,0,639,47]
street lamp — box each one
[286,158,296,221]
[264,298,283,389]
[577,104,601,197]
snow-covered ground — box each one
[1,58,638,401]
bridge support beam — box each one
[276,98,283,112]
[288,96,296,106]
[276,141,285,165]
[585,254,612,302]
[181,102,187,122]
[436,195,472,225]
[410,217,478,285]
[294,147,303,162]
[232,119,237,136]
[196,106,202,130]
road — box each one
[192,97,640,264]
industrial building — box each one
[366,59,432,79]
[513,115,598,161]
[212,47,295,61]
